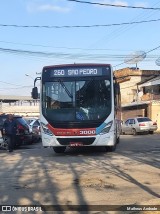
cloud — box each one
[96,0,128,7]
[27,3,71,13]
[94,0,149,9]
[110,0,128,6]
[133,1,148,7]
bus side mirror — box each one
[32,87,38,99]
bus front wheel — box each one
[105,135,119,152]
[105,144,116,152]
[53,146,66,153]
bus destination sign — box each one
[50,67,106,77]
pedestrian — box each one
[3,114,17,152]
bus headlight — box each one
[41,122,53,136]
[100,121,113,134]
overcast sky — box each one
[0,0,160,95]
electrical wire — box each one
[113,44,160,68]
[0,40,137,51]
[0,18,160,28]
[0,81,24,87]
[67,0,160,10]
[0,86,33,89]
[85,0,160,50]
[0,47,159,61]
[0,47,159,58]
[0,85,40,91]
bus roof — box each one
[43,63,111,70]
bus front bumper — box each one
[42,133,115,147]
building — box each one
[0,95,39,117]
[114,67,160,130]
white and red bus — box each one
[32,63,121,153]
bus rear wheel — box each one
[53,146,66,153]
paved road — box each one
[0,134,160,214]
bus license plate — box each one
[70,142,83,147]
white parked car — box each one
[121,117,157,135]
[27,119,41,142]
[25,117,38,125]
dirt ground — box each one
[0,134,160,214]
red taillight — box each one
[18,124,24,130]
[153,122,157,125]
[139,123,145,126]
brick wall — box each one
[122,109,145,121]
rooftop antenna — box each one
[124,51,146,69]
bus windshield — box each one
[42,77,111,122]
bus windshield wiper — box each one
[58,80,73,99]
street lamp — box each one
[25,74,34,80]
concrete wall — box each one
[151,102,160,130]
[0,104,40,117]
[120,76,141,105]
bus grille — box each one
[57,137,96,146]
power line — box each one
[0,84,40,91]
[146,45,160,54]
[67,0,160,10]
[88,0,160,50]
[0,40,136,51]
[1,18,160,29]
[0,81,24,87]
[114,44,160,68]
[0,47,159,60]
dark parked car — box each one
[0,114,33,147]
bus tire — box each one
[105,134,118,152]
[53,146,66,153]
[116,137,120,144]
[105,144,116,152]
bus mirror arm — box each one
[34,77,41,87]
[31,77,41,99]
